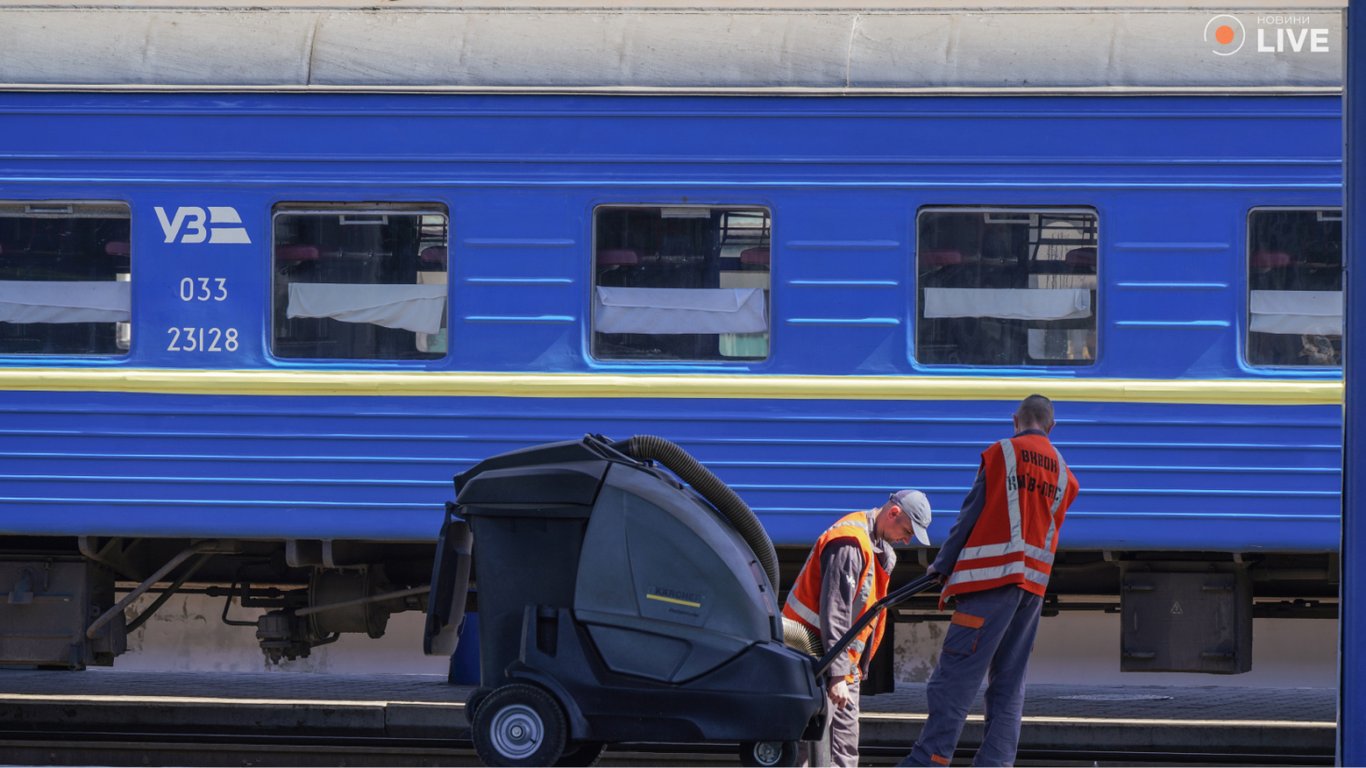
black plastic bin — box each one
[451,439,615,687]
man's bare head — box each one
[1014,394,1055,434]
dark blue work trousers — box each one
[900,585,1043,767]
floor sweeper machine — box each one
[424,434,937,767]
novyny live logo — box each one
[1205,14,1332,56]
[155,206,252,244]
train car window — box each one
[592,206,771,361]
[0,202,132,356]
[916,208,1098,366]
[1247,208,1342,368]
[271,204,449,360]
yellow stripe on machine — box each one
[0,368,1343,406]
[645,593,703,609]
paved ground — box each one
[0,669,1336,761]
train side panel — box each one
[0,92,1342,668]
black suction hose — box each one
[614,434,780,593]
[815,572,940,677]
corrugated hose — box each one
[613,434,781,595]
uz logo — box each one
[155,206,252,244]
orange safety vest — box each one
[940,433,1079,608]
[783,510,892,683]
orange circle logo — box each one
[1204,15,1246,55]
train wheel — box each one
[554,741,606,766]
[471,683,568,767]
[739,740,799,767]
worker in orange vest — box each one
[784,489,933,767]
[900,394,1079,767]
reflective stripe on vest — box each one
[1043,447,1069,553]
[946,560,1050,588]
[1001,439,1023,545]
[785,593,822,627]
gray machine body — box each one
[574,463,781,683]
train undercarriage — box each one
[0,537,1339,672]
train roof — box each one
[0,1,1345,93]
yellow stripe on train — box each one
[0,368,1343,405]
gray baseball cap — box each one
[889,490,933,546]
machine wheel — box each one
[471,683,568,767]
[554,741,607,766]
[739,740,799,767]
[465,686,492,723]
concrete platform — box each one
[0,669,1336,760]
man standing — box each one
[784,489,933,768]
[900,394,1079,767]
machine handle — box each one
[814,572,941,677]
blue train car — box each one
[0,4,1344,670]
